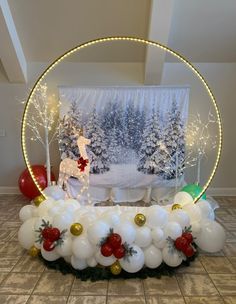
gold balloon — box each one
[29,245,40,257]
[110,261,122,275]
[134,213,146,226]
[33,194,45,207]
[70,223,83,236]
[172,203,182,210]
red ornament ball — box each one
[107,233,122,249]
[47,228,61,242]
[43,239,55,252]
[42,227,51,240]
[174,236,189,251]
[182,232,193,244]
[101,243,113,257]
[18,165,55,199]
[183,245,195,257]
[113,245,126,259]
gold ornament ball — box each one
[110,261,122,275]
[70,223,83,236]
[134,213,146,226]
[29,245,40,257]
[33,194,45,207]
[172,203,182,210]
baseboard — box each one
[207,187,236,196]
[0,187,20,194]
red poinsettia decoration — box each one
[36,220,67,252]
[174,227,196,257]
[100,229,136,260]
[77,157,89,172]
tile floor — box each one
[0,195,236,304]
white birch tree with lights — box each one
[24,83,60,186]
[186,112,217,184]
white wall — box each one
[0,62,235,191]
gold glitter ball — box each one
[171,203,182,210]
[29,245,40,257]
[33,194,45,207]
[134,213,146,226]
[70,223,83,236]
[110,261,122,275]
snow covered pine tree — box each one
[59,100,82,160]
[137,108,163,174]
[162,100,185,180]
[85,108,110,174]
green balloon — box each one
[181,184,207,200]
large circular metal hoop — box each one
[21,37,222,203]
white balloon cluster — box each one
[18,193,226,273]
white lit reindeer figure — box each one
[58,128,92,203]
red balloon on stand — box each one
[18,165,55,199]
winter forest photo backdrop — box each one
[58,87,189,188]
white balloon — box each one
[72,236,94,259]
[87,256,97,267]
[164,222,182,240]
[162,246,182,267]
[52,213,73,231]
[71,255,87,270]
[48,205,61,217]
[195,219,226,252]
[191,221,202,236]
[78,213,97,229]
[120,212,136,223]
[135,226,152,248]
[38,198,54,216]
[34,216,52,231]
[43,185,66,200]
[18,218,36,249]
[19,205,36,222]
[56,237,73,257]
[153,239,167,249]
[100,211,120,228]
[120,245,144,273]
[151,227,164,242]
[169,210,190,229]
[41,247,60,261]
[115,222,136,244]
[183,203,202,223]
[87,221,110,245]
[144,245,162,268]
[95,251,116,266]
[174,191,193,206]
[197,200,212,217]
[146,205,168,228]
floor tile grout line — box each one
[66,274,75,304]
[200,260,223,297]
[105,279,109,304]
[141,279,148,304]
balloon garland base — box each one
[39,251,198,281]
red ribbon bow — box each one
[77,157,89,172]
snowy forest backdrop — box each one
[58,87,189,187]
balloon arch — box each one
[18,37,224,279]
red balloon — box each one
[18,165,55,199]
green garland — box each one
[39,251,198,281]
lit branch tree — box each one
[186,112,217,184]
[24,83,60,186]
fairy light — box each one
[21,37,222,203]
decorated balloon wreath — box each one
[18,183,225,279]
